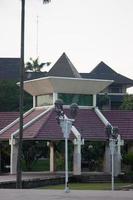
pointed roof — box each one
[81,61,133,86]
[47,53,81,78]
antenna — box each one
[36,15,39,57]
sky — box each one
[0,0,133,92]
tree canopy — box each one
[120,95,133,110]
[25,57,51,72]
[0,80,32,112]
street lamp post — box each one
[106,125,119,191]
[54,100,78,193]
[16,0,25,189]
[17,0,51,189]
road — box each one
[0,189,133,200]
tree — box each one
[25,57,51,72]
[120,95,133,110]
[0,80,32,112]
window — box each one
[36,94,53,106]
[58,93,93,106]
[109,86,122,93]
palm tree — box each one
[17,0,51,189]
[25,57,51,72]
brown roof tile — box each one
[0,108,46,140]
[102,110,133,140]
[1,109,133,141]
[0,112,19,131]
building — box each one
[0,53,133,175]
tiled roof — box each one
[0,108,106,141]
[48,53,81,78]
[0,108,46,140]
[81,61,133,86]
[102,110,133,140]
[0,112,19,131]
[20,109,107,140]
[0,58,20,80]
[1,109,133,141]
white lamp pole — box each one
[60,119,73,193]
[109,139,115,191]
[54,100,78,193]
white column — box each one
[9,138,18,174]
[50,142,55,172]
[33,96,36,108]
[73,139,81,175]
[53,93,58,105]
[93,94,97,107]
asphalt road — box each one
[0,189,133,200]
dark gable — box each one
[80,61,133,86]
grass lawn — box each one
[41,182,133,190]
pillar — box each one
[73,139,81,175]
[9,138,18,174]
[49,142,55,172]
[104,142,121,176]
[104,143,111,173]
[53,93,58,105]
[93,94,97,107]
[33,96,36,108]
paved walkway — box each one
[0,172,65,183]
[0,189,133,200]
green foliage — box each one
[55,141,73,171]
[120,95,133,110]
[25,57,50,72]
[0,80,32,111]
[22,159,49,171]
[22,141,49,171]
[0,142,10,172]
[123,152,133,171]
[81,141,105,171]
[97,94,110,109]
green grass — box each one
[22,159,50,171]
[41,182,133,190]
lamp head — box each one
[111,127,119,139]
[54,99,64,110]
[106,124,112,138]
[106,124,119,139]
[54,99,64,122]
[70,103,79,119]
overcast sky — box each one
[0,0,133,92]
